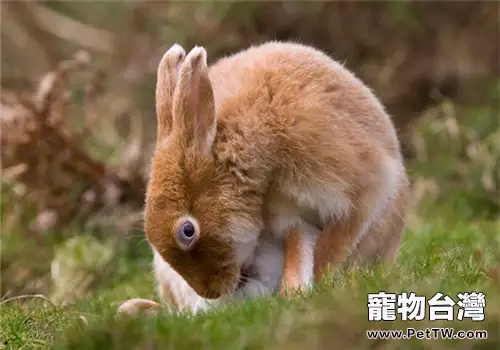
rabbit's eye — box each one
[181,221,195,238]
[175,218,198,250]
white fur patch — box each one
[153,249,217,314]
[297,223,320,288]
[233,235,284,300]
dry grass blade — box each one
[0,294,58,310]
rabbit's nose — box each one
[202,283,222,299]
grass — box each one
[1,213,499,349]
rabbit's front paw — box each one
[116,298,163,317]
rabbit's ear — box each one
[155,44,186,143]
[172,46,216,154]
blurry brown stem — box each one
[28,3,115,53]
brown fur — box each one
[146,42,409,301]
[280,229,304,294]
[344,174,409,266]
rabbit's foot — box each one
[116,298,163,317]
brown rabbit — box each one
[120,41,409,315]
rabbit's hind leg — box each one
[280,222,319,296]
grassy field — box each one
[1,102,499,349]
[1,213,499,349]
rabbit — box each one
[119,41,409,316]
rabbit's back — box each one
[209,42,403,191]
[209,42,400,160]
[209,42,408,246]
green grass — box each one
[1,215,499,349]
